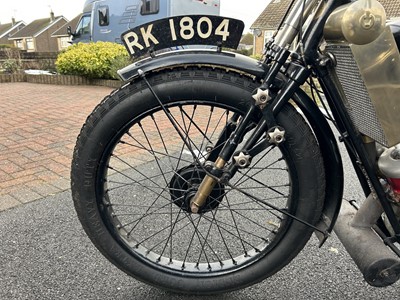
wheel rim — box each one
[98,102,295,276]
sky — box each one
[0,0,270,33]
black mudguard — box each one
[292,90,344,240]
[118,49,269,81]
[118,49,344,239]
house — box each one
[250,0,292,55]
[8,12,68,52]
[51,15,81,51]
[251,0,400,55]
[0,18,26,45]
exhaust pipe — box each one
[334,195,400,287]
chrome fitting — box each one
[267,126,286,145]
[252,88,272,107]
[233,152,251,168]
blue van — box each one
[70,0,221,43]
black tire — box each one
[71,67,325,294]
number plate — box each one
[121,15,245,58]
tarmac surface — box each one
[0,83,398,299]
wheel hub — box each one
[169,165,225,214]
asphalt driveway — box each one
[0,190,398,299]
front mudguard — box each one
[118,49,269,81]
[118,49,344,239]
[293,90,344,240]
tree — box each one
[240,33,254,46]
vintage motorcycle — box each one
[71,0,400,294]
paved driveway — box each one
[0,83,113,211]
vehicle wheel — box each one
[71,67,325,294]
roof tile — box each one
[251,0,292,30]
[0,23,13,35]
[10,17,62,39]
[52,14,81,37]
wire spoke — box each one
[102,102,296,274]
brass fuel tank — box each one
[324,0,386,45]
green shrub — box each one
[235,47,253,57]
[108,55,132,80]
[56,42,130,79]
[1,48,22,73]
[250,53,263,61]
[0,44,14,49]
[2,59,20,73]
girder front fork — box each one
[190,100,289,212]
[190,61,311,214]
[190,104,261,212]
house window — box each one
[60,37,71,49]
[16,40,23,49]
[141,0,159,15]
[26,38,34,50]
[264,30,274,45]
[98,6,109,26]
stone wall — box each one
[0,50,58,70]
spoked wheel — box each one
[71,67,325,294]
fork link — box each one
[190,157,226,213]
[190,105,258,214]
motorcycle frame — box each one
[266,0,400,240]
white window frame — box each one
[60,37,71,49]
[26,38,34,50]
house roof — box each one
[52,14,82,37]
[0,21,25,38]
[251,0,400,31]
[250,0,292,30]
[9,16,67,39]
[0,23,13,35]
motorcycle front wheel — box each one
[71,67,325,294]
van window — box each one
[98,6,109,26]
[141,0,159,15]
[75,14,91,36]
